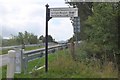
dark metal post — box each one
[45,4,49,72]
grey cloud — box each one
[1,0,73,41]
[2,22,44,38]
[2,25,18,37]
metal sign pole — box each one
[45,4,49,72]
[45,4,52,73]
[45,4,77,72]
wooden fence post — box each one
[69,42,76,61]
[7,50,16,78]
[14,48,22,73]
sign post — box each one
[45,4,78,72]
[45,4,49,73]
[45,4,52,72]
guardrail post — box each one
[7,50,16,78]
[21,49,24,73]
[24,54,28,74]
[51,49,55,53]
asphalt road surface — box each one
[0,54,8,67]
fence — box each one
[0,44,68,78]
[0,50,16,78]
[23,44,67,73]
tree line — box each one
[68,2,120,77]
[2,31,55,47]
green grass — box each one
[1,49,118,78]
[31,49,118,78]
[1,66,7,78]
[1,49,12,55]
[0,67,2,79]
[1,45,44,78]
[1,46,43,55]
[24,46,43,51]
[1,49,62,78]
[14,50,60,78]
[0,51,1,55]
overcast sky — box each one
[0,0,74,41]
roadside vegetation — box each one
[2,49,118,78]
[68,2,120,78]
[1,31,56,47]
[1,2,120,79]
[30,49,117,78]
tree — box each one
[68,2,120,77]
[2,31,39,46]
[16,32,24,44]
[39,35,54,43]
[16,31,38,45]
[39,35,44,40]
[83,3,119,70]
[24,31,30,44]
[68,34,76,42]
[28,33,38,44]
[48,35,54,42]
[68,2,93,40]
[39,35,44,43]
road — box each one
[0,44,44,50]
[0,43,57,50]
[0,54,8,67]
[0,44,63,67]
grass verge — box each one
[31,49,118,78]
[2,49,118,78]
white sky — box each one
[0,0,74,41]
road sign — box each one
[50,8,78,17]
[74,27,80,33]
[72,17,80,33]
[45,4,78,72]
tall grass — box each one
[32,49,118,78]
[2,49,118,78]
